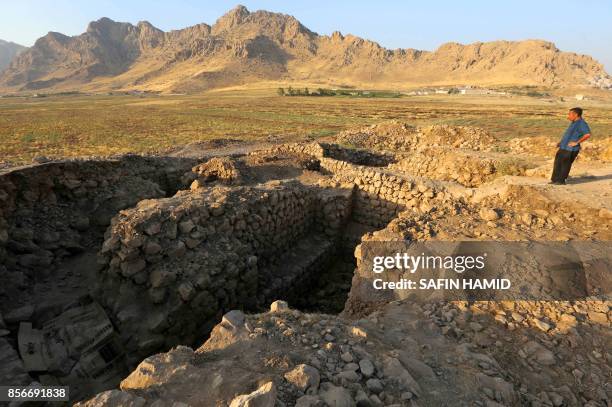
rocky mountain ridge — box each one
[0,39,26,72]
[0,5,610,92]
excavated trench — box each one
[5,126,608,404]
[0,155,201,400]
[0,145,419,402]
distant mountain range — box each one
[1,5,610,93]
[0,39,26,72]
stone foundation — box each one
[320,157,461,228]
[94,180,354,362]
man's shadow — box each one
[567,173,612,184]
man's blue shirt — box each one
[559,118,590,152]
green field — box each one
[1,91,611,165]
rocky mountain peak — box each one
[86,17,126,33]
[136,21,164,48]
[136,20,159,31]
[330,31,344,42]
[39,31,70,44]
[213,4,251,32]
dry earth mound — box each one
[509,136,612,163]
[336,122,496,152]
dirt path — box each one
[473,162,612,211]
[166,139,277,159]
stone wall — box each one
[318,143,395,167]
[249,142,394,167]
[319,157,459,228]
[389,148,497,187]
[248,142,463,229]
[0,156,195,299]
[94,180,354,362]
[249,142,325,159]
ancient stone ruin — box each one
[0,122,610,405]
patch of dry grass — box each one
[1,91,611,165]
[495,157,536,176]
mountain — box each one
[0,39,26,72]
[1,5,610,93]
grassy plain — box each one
[1,89,611,165]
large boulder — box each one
[74,390,146,407]
[284,364,320,392]
[319,382,355,407]
[229,381,276,407]
[121,346,196,390]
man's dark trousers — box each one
[551,149,579,183]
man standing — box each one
[550,107,591,185]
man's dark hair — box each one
[570,107,583,117]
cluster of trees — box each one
[277,87,355,96]
[277,87,400,98]
[277,87,327,96]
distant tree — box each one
[318,88,329,96]
[448,88,460,94]
[304,87,309,96]
[277,87,285,96]
[287,86,295,96]
[526,90,547,97]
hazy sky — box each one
[1,0,611,72]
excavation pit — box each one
[1,122,611,405]
[0,141,455,402]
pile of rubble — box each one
[76,297,610,407]
[477,184,612,239]
[185,156,245,187]
[336,122,496,152]
[508,136,612,162]
[389,148,498,187]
